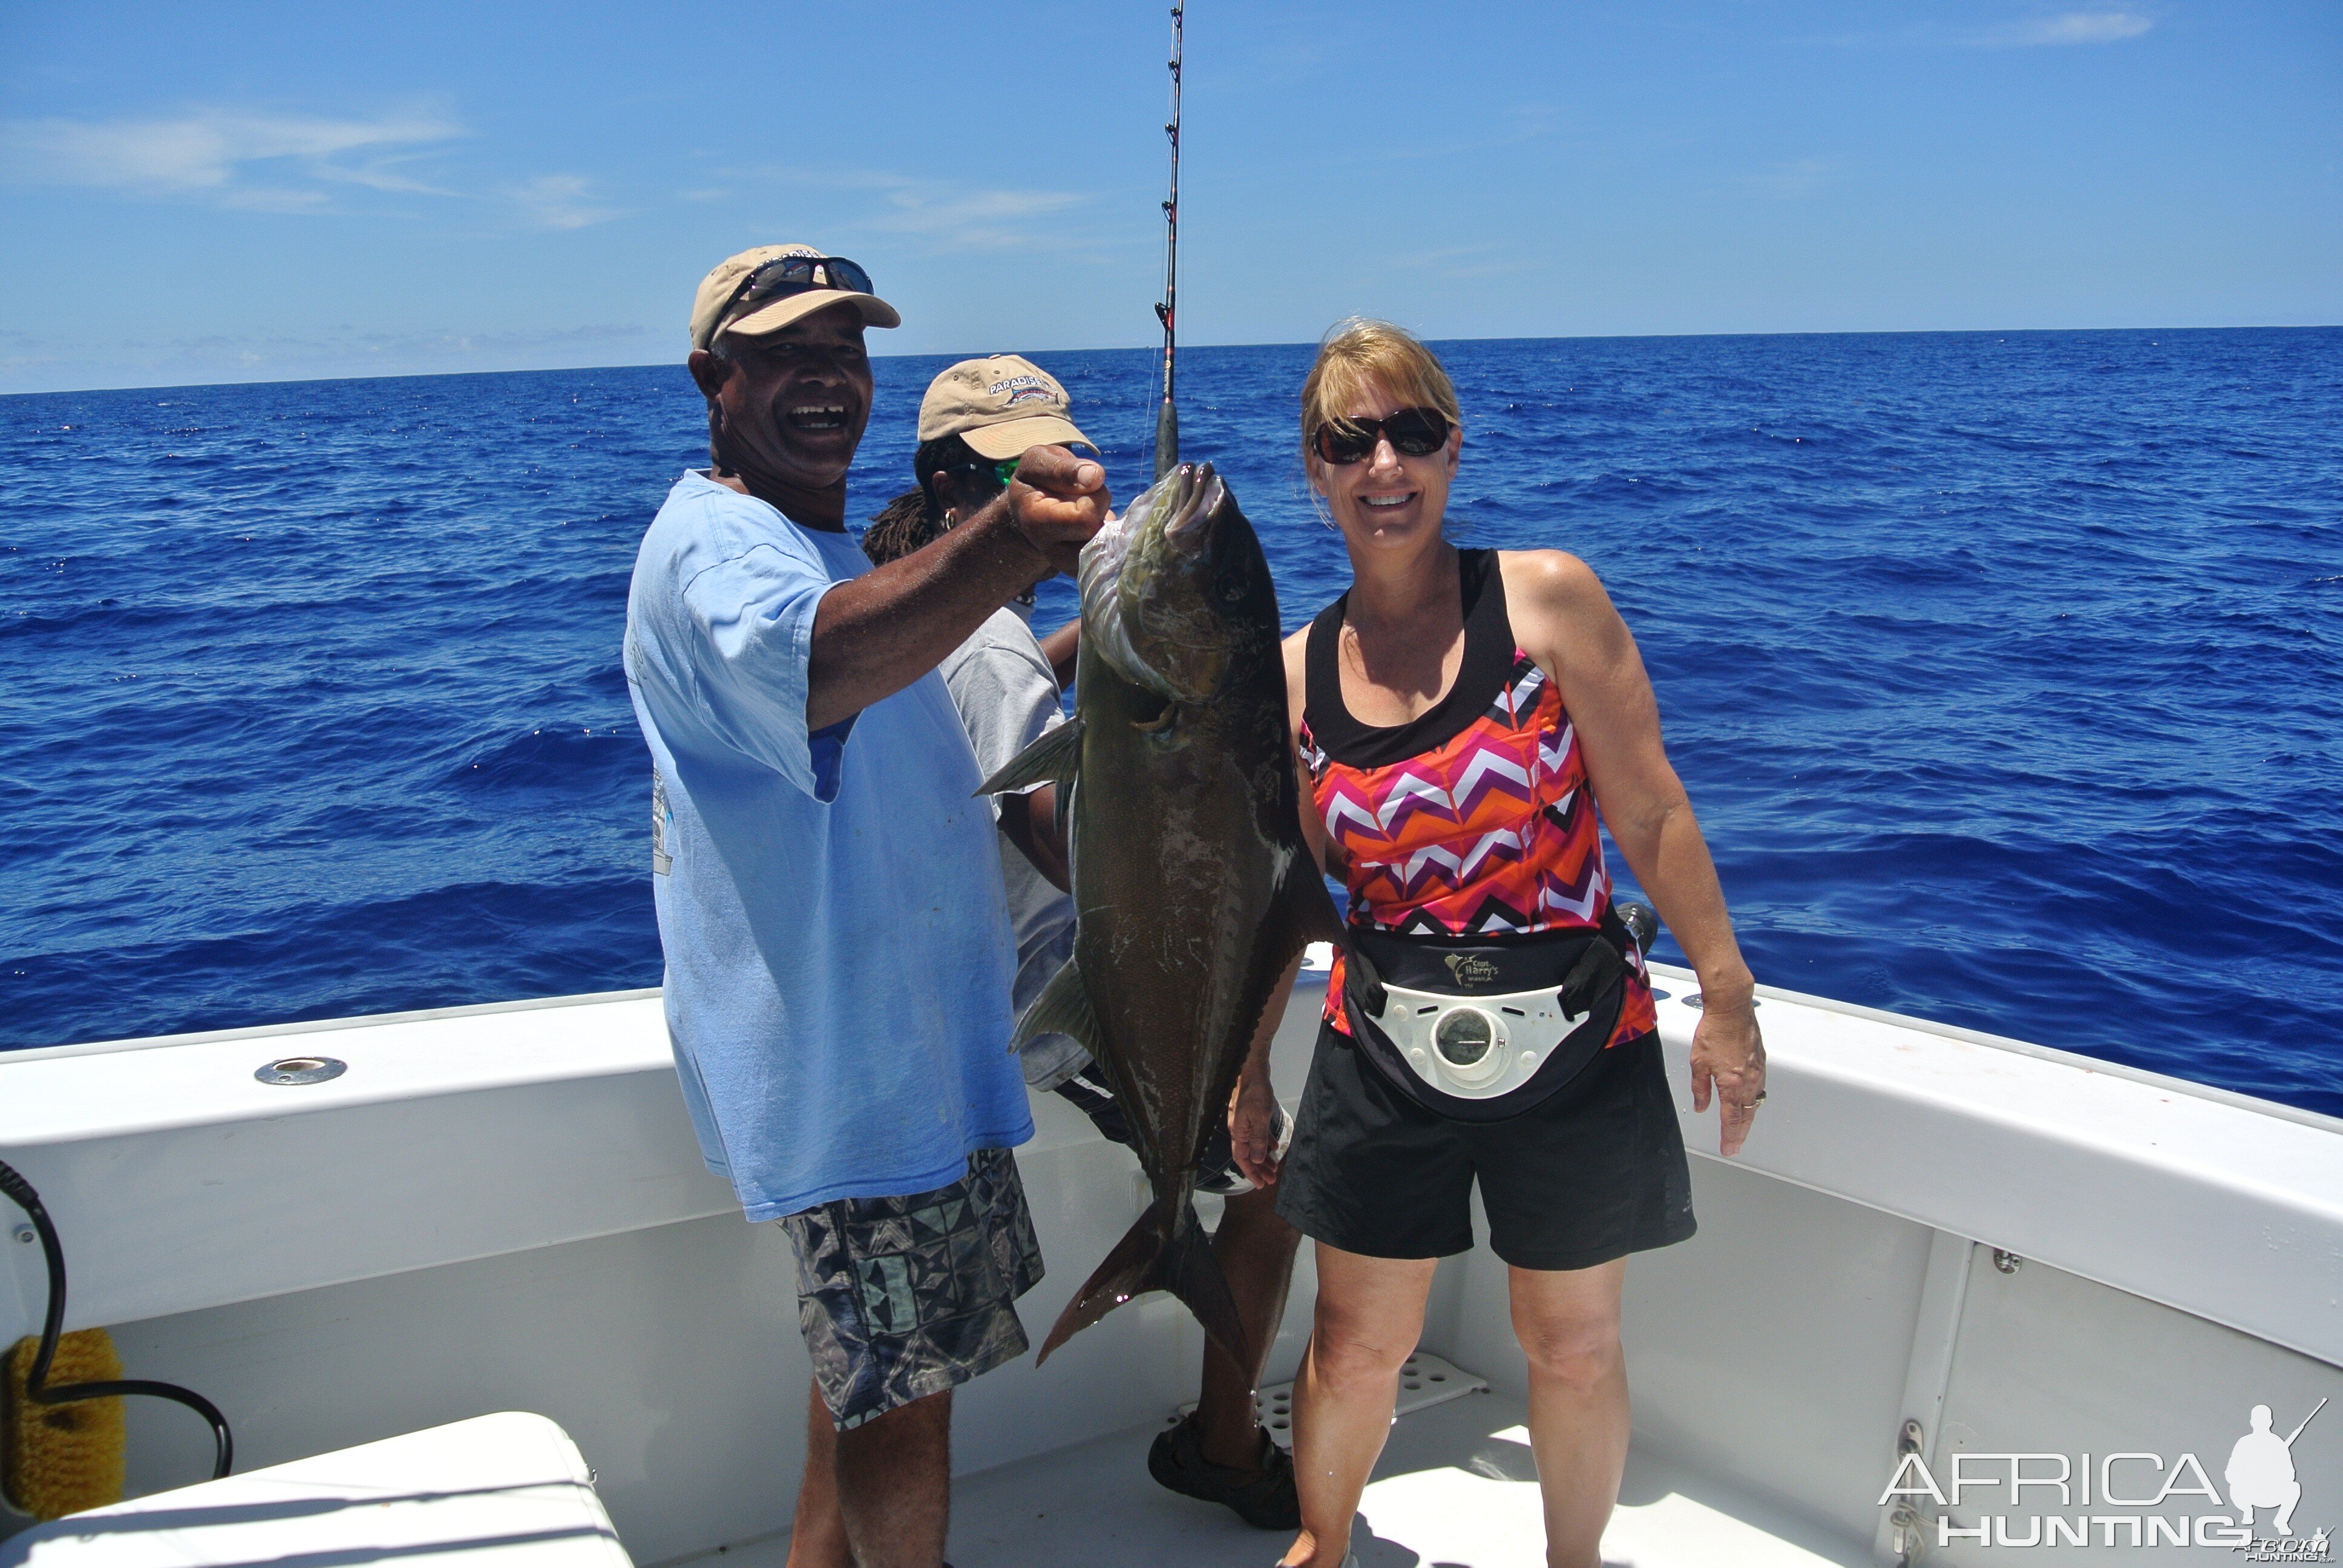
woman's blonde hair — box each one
[1299,317,1462,465]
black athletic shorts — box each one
[1275,1022,1695,1271]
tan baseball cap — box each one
[917,355,1095,460]
[689,244,900,351]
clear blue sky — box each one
[2,1,2336,393]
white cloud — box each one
[1745,157,1833,198]
[708,165,1093,250]
[513,174,623,229]
[1818,11,2155,50]
[1,103,632,229]
[313,162,453,196]
[865,184,1084,249]
[220,187,334,213]
[1991,11,2154,45]
[0,321,659,391]
[1384,242,1533,279]
[0,107,464,204]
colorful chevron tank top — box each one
[1300,549,1657,1047]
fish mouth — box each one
[1078,500,1153,693]
[1161,463,1221,551]
[1079,462,1228,700]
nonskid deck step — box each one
[1178,1350,1489,1449]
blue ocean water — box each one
[2,329,2338,1115]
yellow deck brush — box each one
[3,1329,127,1520]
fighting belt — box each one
[1340,906,1636,1123]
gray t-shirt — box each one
[938,601,1087,1090]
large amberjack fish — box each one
[980,462,1352,1366]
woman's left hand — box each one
[1690,998,1767,1157]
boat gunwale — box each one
[1642,961,2343,1138]
[4,967,2335,1137]
[3,965,2338,1370]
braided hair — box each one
[860,488,940,567]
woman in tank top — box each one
[1228,321,1766,1568]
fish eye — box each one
[1215,572,1247,603]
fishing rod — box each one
[1152,2,1183,481]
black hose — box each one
[0,1156,233,1480]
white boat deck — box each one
[681,1393,1867,1568]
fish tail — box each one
[1035,1196,1251,1370]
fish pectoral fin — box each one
[1013,954,1103,1054]
[975,717,1084,797]
[1287,863,1348,948]
[1278,858,1387,1015]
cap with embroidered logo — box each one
[916,355,1094,460]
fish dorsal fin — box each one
[976,717,1084,797]
[1013,953,1103,1055]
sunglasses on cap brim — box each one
[713,254,876,339]
[1312,407,1452,465]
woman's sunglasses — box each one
[1311,407,1452,466]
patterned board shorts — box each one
[779,1147,1044,1430]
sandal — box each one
[1147,1416,1301,1530]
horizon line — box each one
[6,320,2337,400]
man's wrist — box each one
[963,499,1054,587]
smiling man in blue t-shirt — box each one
[622,244,1109,1568]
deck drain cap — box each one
[257,1056,347,1086]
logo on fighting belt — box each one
[1443,953,1500,987]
